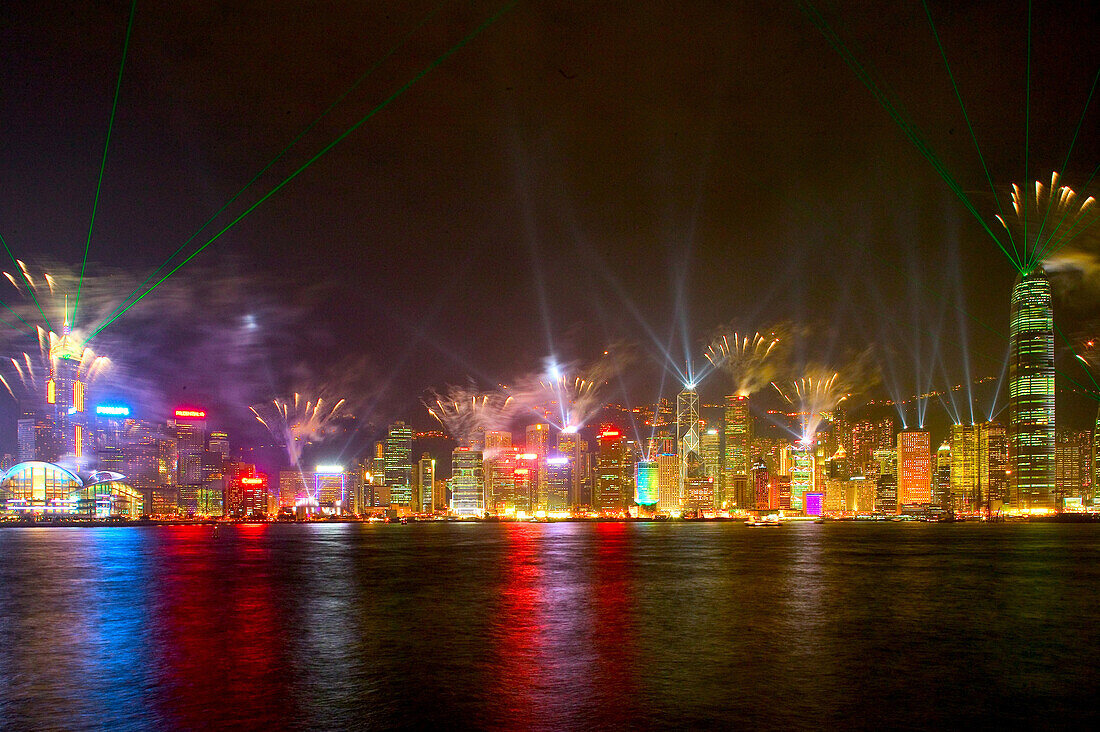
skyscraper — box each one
[700,427,720,483]
[1009,269,1055,509]
[170,409,207,514]
[417,454,436,513]
[451,447,484,516]
[896,430,931,507]
[595,426,629,513]
[44,325,91,468]
[1093,404,1100,503]
[788,443,814,511]
[635,458,658,509]
[1055,429,1091,507]
[544,455,572,511]
[676,386,701,493]
[656,449,679,513]
[526,423,551,506]
[723,395,752,507]
[385,421,414,507]
[874,448,898,514]
[934,441,952,509]
[557,431,591,506]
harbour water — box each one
[1,522,1098,729]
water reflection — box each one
[1,523,1100,729]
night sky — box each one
[1,1,1099,452]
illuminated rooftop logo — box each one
[174,409,206,419]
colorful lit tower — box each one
[896,430,931,507]
[45,321,90,467]
[723,394,752,507]
[634,458,658,511]
[1008,269,1055,509]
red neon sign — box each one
[174,409,206,419]
[240,477,263,485]
[600,430,620,438]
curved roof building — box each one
[1,461,143,518]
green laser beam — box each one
[0,296,33,333]
[1026,67,1099,270]
[73,0,136,328]
[921,0,1020,267]
[97,0,450,331]
[799,0,1016,266]
[0,232,49,332]
[88,0,519,341]
[1023,0,1032,267]
[1047,321,1100,400]
[797,0,1022,272]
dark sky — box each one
[1,0,1099,447]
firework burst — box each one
[250,392,348,466]
[996,172,1099,267]
[424,384,519,448]
[704,330,782,396]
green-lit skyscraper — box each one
[723,395,752,507]
[1008,269,1055,509]
[385,421,414,507]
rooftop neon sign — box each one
[96,405,130,416]
[174,409,206,419]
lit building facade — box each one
[723,395,752,507]
[635,459,658,508]
[896,430,931,506]
[451,447,484,516]
[656,450,680,512]
[676,386,701,489]
[385,421,414,508]
[595,427,629,513]
[1008,269,1056,509]
[1,461,142,518]
[417,454,436,513]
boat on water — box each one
[745,514,782,527]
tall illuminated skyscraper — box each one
[544,455,572,511]
[556,431,590,506]
[896,430,931,507]
[788,442,814,511]
[656,449,680,512]
[635,458,658,510]
[170,408,207,514]
[873,448,898,514]
[700,428,720,482]
[723,395,752,507]
[384,421,414,507]
[450,447,484,516]
[676,386,701,491]
[1009,269,1055,509]
[934,441,952,509]
[595,426,629,513]
[416,454,436,513]
[1093,404,1100,503]
[45,325,90,467]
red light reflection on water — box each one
[589,521,640,723]
[489,522,544,727]
[149,525,293,727]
